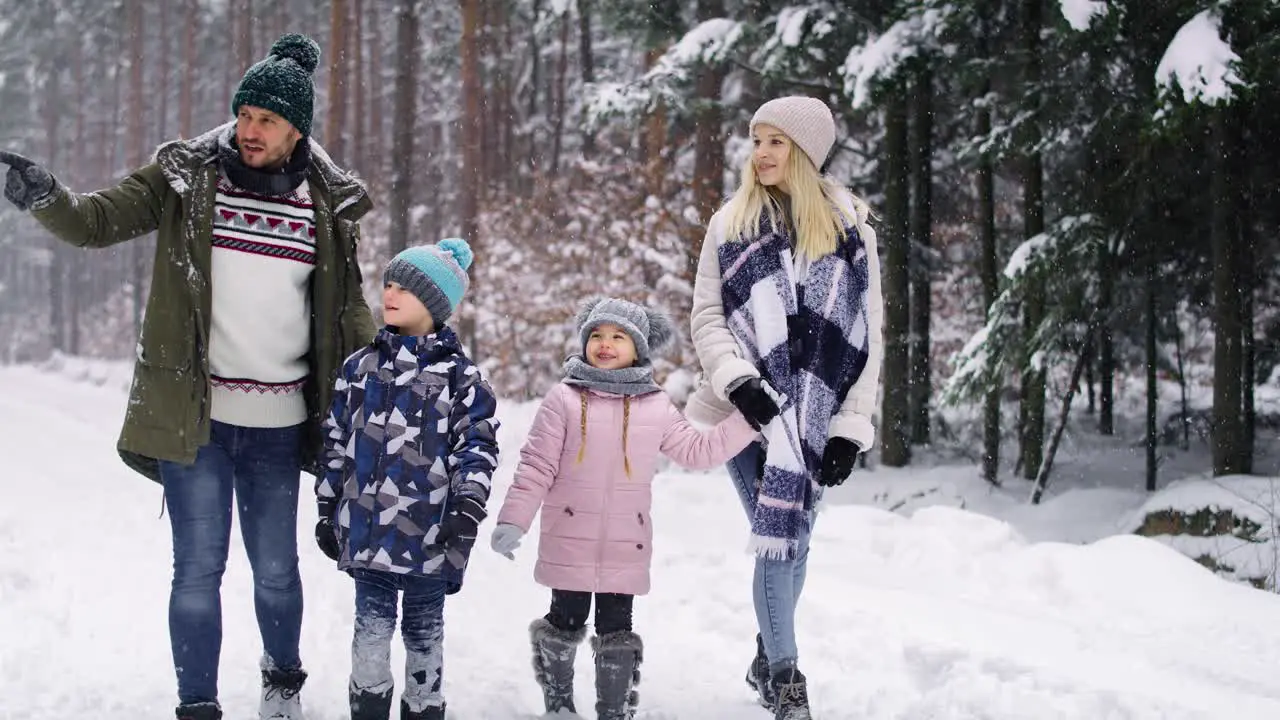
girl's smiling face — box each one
[585,323,638,370]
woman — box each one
[686,96,883,720]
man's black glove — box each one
[0,151,54,211]
[435,496,487,550]
[315,518,341,561]
[819,437,861,487]
[728,377,780,430]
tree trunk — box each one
[578,0,597,157]
[881,83,912,467]
[128,0,147,338]
[642,43,671,198]
[388,0,420,255]
[908,60,933,446]
[179,0,197,139]
[549,10,570,175]
[526,0,542,175]
[1144,217,1158,492]
[1030,334,1091,504]
[1018,0,1046,481]
[46,45,65,355]
[368,0,384,185]
[351,0,365,176]
[326,0,349,162]
[459,0,484,352]
[692,0,726,230]
[1240,158,1256,474]
[1211,108,1245,477]
[1097,237,1115,434]
[976,6,999,486]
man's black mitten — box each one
[435,496,487,550]
[0,151,54,211]
[819,436,861,487]
[728,377,781,430]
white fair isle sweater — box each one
[208,173,316,428]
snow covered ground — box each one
[5,358,1280,719]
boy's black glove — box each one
[315,518,341,562]
[728,377,780,430]
[819,437,861,487]
[435,496,487,550]
[0,151,54,211]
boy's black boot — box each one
[745,633,778,709]
[349,684,394,720]
[770,667,812,720]
[530,617,589,714]
[175,702,222,720]
[399,699,445,720]
[593,630,643,720]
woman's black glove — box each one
[728,377,780,430]
[315,518,341,561]
[819,437,861,487]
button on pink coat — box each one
[496,383,758,596]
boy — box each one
[315,238,499,720]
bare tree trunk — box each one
[459,0,484,352]
[326,0,349,162]
[46,45,65,355]
[388,0,420,255]
[1211,108,1245,477]
[526,0,543,175]
[908,60,933,446]
[643,46,668,199]
[578,0,597,157]
[368,0,384,185]
[233,0,255,87]
[881,83,912,467]
[1144,218,1158,492]
[1030,334,1092,504]
[1240,179,1256,474]
[179,0,197,138]
[1018,0,1046,481]
[549,10,570,175]
[128,0,146,338]
[976,6,999,486]
[351,0,365,175]
[1097,238,1115,434]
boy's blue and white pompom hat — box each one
[383,237,474,325]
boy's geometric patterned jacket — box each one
[316,326,500,592]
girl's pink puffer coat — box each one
[496,383,757,595]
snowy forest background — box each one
[1,0,1277,495]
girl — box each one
[686,96,884,720]
[489,297,759,720]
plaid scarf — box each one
[717,207,871,559]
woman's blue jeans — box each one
[725,440,815,673]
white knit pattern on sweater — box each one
[207,173,316,428]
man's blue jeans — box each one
[350,568,448,713]
[159,420,305,706]
[726,440,815,674]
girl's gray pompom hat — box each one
[574,297,674,364]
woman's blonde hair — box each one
[724,132,860,260]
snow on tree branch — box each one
[1156,9,1242,108]
[841,7,952,109]
[585,18,744,125]
[1059,0,1109,31]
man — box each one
[0,34,377,720]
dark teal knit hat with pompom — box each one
[232,34,321,136]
